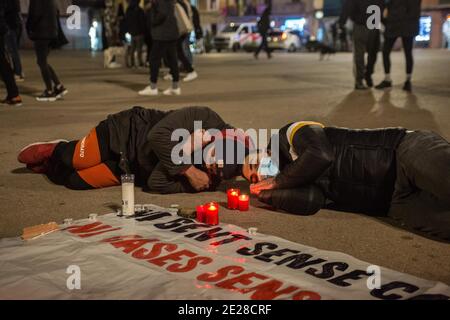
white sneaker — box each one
[163,88,181,96]
[138,86,158,96]
[163,73,173,81]
[183,71,198,82]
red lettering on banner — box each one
[166,256,213,273]
[78,228,122,238]
[216,272,267,291]
[197,265,245,282]
[65,222,112,233]
[241,280,299,300]
[132,242,178,260]
[292,290,322,300]
[149,250,197,267]
[64,222,122,238]
[111,238,159,254]
[101,235,143,243]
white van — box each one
[213,22,259,52]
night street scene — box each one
[1,0,450,306]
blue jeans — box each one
[5,30,23,76]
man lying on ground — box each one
[18,106,252,194]
[243,121,450,241]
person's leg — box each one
[395,131,450,202]
[150,40,164,87]
[5,30,23,77]
[401,36,414,91]
[389,131,450,241]
[34,40,53,91]
[365,29,380,87]
[165,40,180,90]
[0,35,19,99]
[177,35,194,73]
[352,25,368,88]
[136,35,144,67]
[70,160,121,189]
[375,36,396,89]
[254,34,265,57]
[183,35,193,65]
[258,186,325,216]
[130,36,137,67]
[382,37,396,77]
[402,36,414,76]
[263,36,271,58]
[54,120,113,171]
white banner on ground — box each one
[0,204,449,300]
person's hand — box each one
[184,166,211,192]
[250,177,276,196]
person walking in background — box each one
[103,0,123,69]
[340,0,384,90]
[124,0,146,68]
[191,3,204,53]
[0,0,22,106]
[27,0,68,102]
[144,0,153,67]
[376,0,422,92]
[175,0,197,82]
[339,24,349,52]
[254,4,272,59]
[4,0,24,82]
[139,0,180,96]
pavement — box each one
[1,49,449,285]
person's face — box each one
[242,152,265,184]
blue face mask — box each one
[257,156,280,179]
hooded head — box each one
[203,129,254,181]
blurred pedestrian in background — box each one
[124,0,146,68]
[4,0,24,82]
[254,4,272,59]
[340,0,384,90]
[139,0,180,96]
[144,0,154,67]
[376,0,422,92]
[27,0,68,102]
[0,0,22,106]
[175,0,197,82]
[339,24,349,52]
[191,3,204,53]
[103,0,123,68]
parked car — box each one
[213,22,260,52]
[243,29,303,53]
[267,30,302,52]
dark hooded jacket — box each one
[151,0,179,41]
[339,0,385,26]
[104,106,233,193]
[124,0,146,36]
[263,123,407,215]
[384,0,422,38]
[257,6,271,34]
[26,0,58,41]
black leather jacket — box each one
[263,123,407,215]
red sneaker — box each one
[18,140,68,165]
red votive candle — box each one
[227,188,240,209]
[196,205,206,223]
[205,202,219,225]
[238,194,250,211]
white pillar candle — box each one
[121,174,135,216]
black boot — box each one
[402,80,412,92]
[375,80,392,90]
